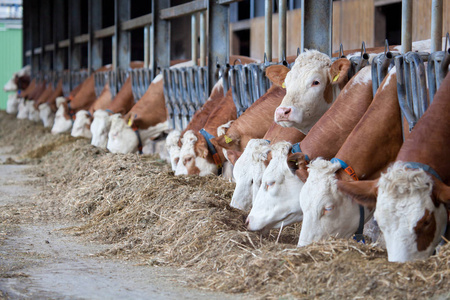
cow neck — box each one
[89,84,112,115]
[300,67,374,160]
[70,75,97,111]
[396,73,450,184]
[22,78,36,99]
[335,71,403,181]
[232,85,285,149]
[264,122,305,145]
[107,77,133,116]
[127,80,167,129]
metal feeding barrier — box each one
[371,40,400,96]
[162,65,209,131]
[94,69,129,99]
[130,68,153,102]
[395,52,429,133]
[427,33,450,102]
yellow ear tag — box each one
[127,117,133,127]
[333,74,340,82]
[224,135,233,144]
[282,82,286,88]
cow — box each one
[51,65,112,134]
[298,66,403,247]
[337,72,450,262]
[3,65,31,92]
[274,50,351,133]
[230,123,305,211]
[6,94,20,115]
[39,79,63,128]
[246,65,374,232]
[71,83,112,138]
[51,97,73,134]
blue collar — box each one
[105,109,114,115]
[199,128,223,174]
[291,142,310,162]
[404,162,443,182]
[131,126,143,154]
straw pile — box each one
[1,111,449,299]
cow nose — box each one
[275,107,292,122]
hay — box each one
[1,111,450,299]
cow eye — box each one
[312,80,320,86]
[265,181,275,190]
[323,205,334,214]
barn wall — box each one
[0,23,22,110]
[412,0,450,42]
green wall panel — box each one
[0,23,23,110]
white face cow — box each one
[374,163,447,262]
[246,141,304,231]
[274,50,350,134]
[51,97,73,134]
[3,73,18,91]
[90,109,112,149]
[16,98,29,119]
[71,110,92,138]
[6,94,20,114]
[26,100,40,122]
[107,114,138,154]
[175,130,217,176]
[298,158,373,247]
[38,103,55,128]
[230,139,270,211]
[165,129,181,171]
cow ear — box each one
[329,58,351,88]
[337,179,378,210]
[227,150,242,165]
[432,179,450,208]
[266,65,290,87]
[287,152,309,183]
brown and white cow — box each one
[274,50,350,133]
[337,72,450,262]
[246,65,374,232]
[39,79,63,128]
[298,66,404,246]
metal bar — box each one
[160,0,208,20]
[149,24,155,71]
[153,0,171,73]
[94,26,116,39]
[265,0,273,61]
[122,13,153,31]
[34,47,42,55]
[58,39,70,48]
[301,0,332,56]
[144,25,150,69]
[401,0,412,53]
[25,50,32,57]
[45,44,55,51]
[200,11,206,67]
[74,34,90,44]
[192,14,198,65]
[115,0,130,70]
[89,0,102,73]
[431,0,443,53]
[208,0,230,93]
[278,0,287,62]
[217,0,244,4]
[230,19,251,31]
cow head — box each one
[230,139,271,211]
[26,100,40,122]
[297,158,372,246]
[6,94,20,114]
[165,129,182,171]
[107,114,138,154]
[38,103,55,128]
[17,98,29,119]
[51,97,73,134]
[246,141,304,231]
[3,73,18,91]
[71,110,92,138]
[175,130,217,176]
[274,50,350,134]
[337,162,450,262]
[90,109,112,149]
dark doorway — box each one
[374,2,402,47]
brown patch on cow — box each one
[323,76,333,104]
[414,209,437,252]
[287,152,309,183]
[263,152,272,168]
[329,58,351,90]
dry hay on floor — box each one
[1,113,449,299]
[0,111,79,162]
